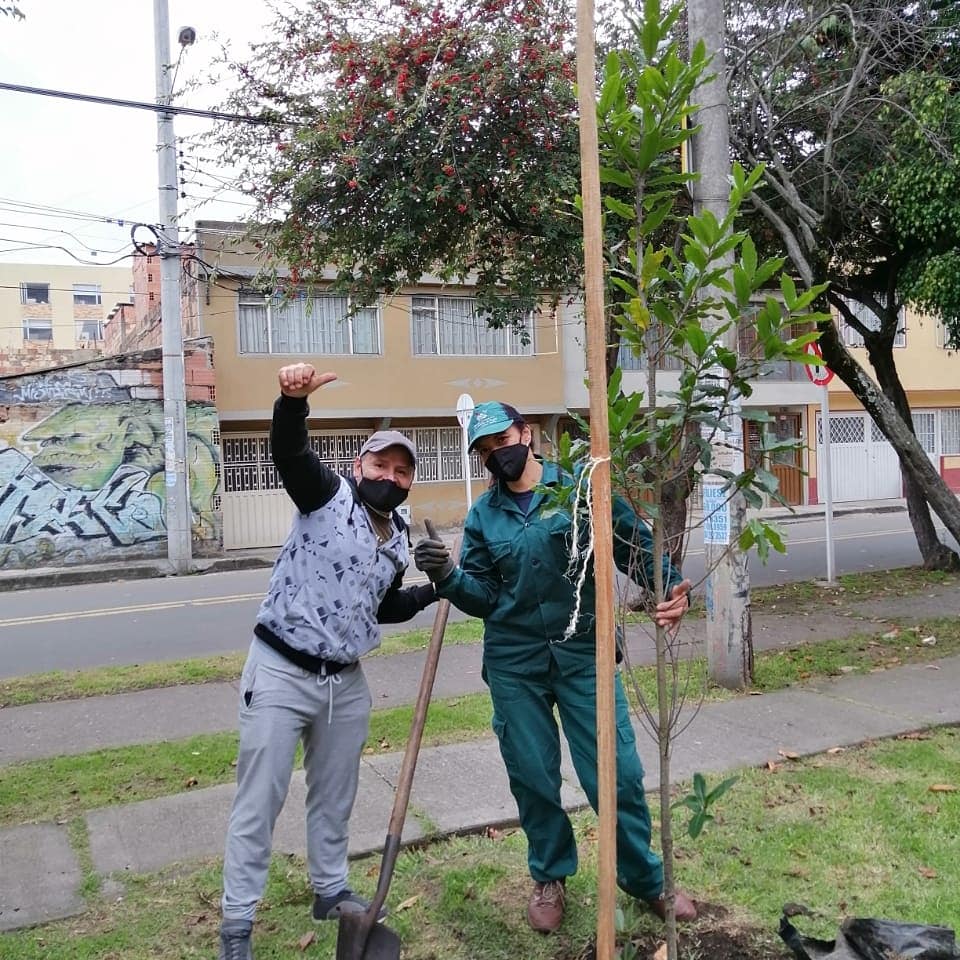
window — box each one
[238,290,380,355]
[23,317,52,341]
[936,319,959,350]
[411,296,534,356]
[76,318,103,342]
[941,409,960,455]
[412,427,485,482]
[20,282,49,305]
[839,297,905,348]
[222,430,369,492]
[72,283,101,306]
[911,411,937,455]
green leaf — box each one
[598,52,623,117]
[603,196,636,220]
[741,234,758,278]
[780,273,798,309]
[599,166,635,189]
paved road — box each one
[0,510,954,678]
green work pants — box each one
[485,659,663,901]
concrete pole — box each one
[154,0,192,573]
[687,0,752,687]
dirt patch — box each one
[565,904,791,960]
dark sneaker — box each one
[313,888,387,922]
[219,918,253,960]
[527,879,566,933]
[646,889,698,922]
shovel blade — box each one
[335,912,402,960]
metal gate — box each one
[220,431,368,549]
[817,413,901,502]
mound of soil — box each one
[571,904,792,960]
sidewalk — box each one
[0,498,911,593]
[2,579,957,933]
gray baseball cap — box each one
[359,430,417,467]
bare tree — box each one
[727,0,960,568]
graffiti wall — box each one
[0,339,221,568]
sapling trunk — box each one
[652,475,679,960]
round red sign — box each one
[803,342,835,386]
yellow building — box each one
[192,222,569,547]
[804,306,960,504]
[192,221,960,550]
[0,262,132,355]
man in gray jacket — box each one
[219,363,437,960]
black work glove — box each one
[411,582,438,610]
[414,519,456,584]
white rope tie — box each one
[317,668,343,725]
[561,455,609,642]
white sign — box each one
[456,393,475,511]
[456,393,475,429]
[702,482,730,545]
[164,416,177,489]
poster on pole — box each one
[702,481,730,545]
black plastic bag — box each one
[780,914,960,960]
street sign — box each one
[803,341,835,386]
[456,394,475,510]
[456,393,475,429]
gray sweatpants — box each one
[221,638,372,922]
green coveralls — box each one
[436,460,682,900]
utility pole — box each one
[687,0,752,687]
[154,0,192,573]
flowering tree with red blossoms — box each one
[215,0,583,321]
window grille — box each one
[839,297,906,348]
[941,409,960,455]
[818,416,865,445]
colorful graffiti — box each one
[0,360,221,568]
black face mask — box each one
[358,477,408,513]
[486,443,529,482]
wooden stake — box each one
[575,4,617,959]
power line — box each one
[0,238,134,266]
[0,80,297,126]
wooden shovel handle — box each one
[368,519,452,916]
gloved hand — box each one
[414,519,456,583]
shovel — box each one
[336,519,452,960]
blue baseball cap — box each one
[467,401,523,451]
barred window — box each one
[412,427,484,482]
[941,409,960,455]
[911,412,937,455]
[238,290,380,356]
[221,427,482,491]
[411,296,534,356]
[839,297,905,348]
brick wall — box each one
[0,338,221,569]
[0,341,101,377]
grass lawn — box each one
[2,728,958,959]
[2,616,959,830]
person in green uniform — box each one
[414,401,696,933]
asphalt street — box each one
[0,510,955,678]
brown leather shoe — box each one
[527,879,566,933]
[646,889,697,922]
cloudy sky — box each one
[1,0,272,266]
